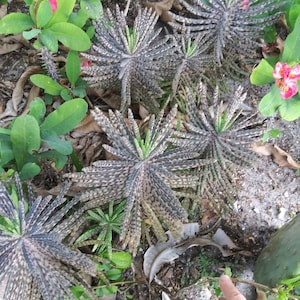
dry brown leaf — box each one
[144,0,177,22]
[0,66,42,119]
[252,142,300,169]
[0,42,22,55]
[71,113,103,138]
[0,4,7,18]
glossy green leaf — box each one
[110,251,132,269]
[278,95,300,121]
[0,13,34,34]
[80,0,103,19]
[39,29,59,52]
[66,50,80,86]
[36,0,53,27]
[0,136,14,167]
[41,98,88,136]
[68,9,89,28]
[22,28,40,40]
[19,162,41,180]
[41,130,73,155]
[30,74,64,95]
[258,85,284,117]
[47,22,91,51]
[250,59,275,85]
[46,0,76,27]
[287,4,300,30]
[29,98,46,124]
[38,150,68,169]
[10,115,41,170]
[282,15,300,63]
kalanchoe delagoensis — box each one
[172,32,214,95]
[171,83,263,199]
[65,106,210,255]
[81,5,179,112]
[169,0,286,65]
[0,174,97,300]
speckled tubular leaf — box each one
[10,115,41,170]
[66,50,80,86]
[0,13,34,34]
[47,22,91,51]
[40,98,87,136]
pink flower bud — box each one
[49,0,57,13]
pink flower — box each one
[273,62,290,80]
[289,65,300,80]
[81,61,91,67]
[279,79,298,99]
[239,0,250,9]
[272,62,300,99]
[49,0,57,13]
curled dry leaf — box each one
[0,66,42,120]
[143,0,179,22]
[143,223,236,282]
[252,142,300,169]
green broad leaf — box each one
[66,50,80,86]
[29,97,46,124]
[36,0,53,28]
[278,95,300,121]
[0,13,34,34]
[38,150,67,169]
[105,268,122,281]
[0,136,14,167]
[19,162,41,180]
[68,9,89,28]
[39,29,59,52]
[258,85,284,117]
[250,59,275,85]
[287,4,300,30]
[22,28,41,40]
[10,115,41,170]
[41,98,88,136]
[262,129,281,142]
[41,130,73,155]
[282,15,300,63]
[80,0,103,19]
[110,251,132,269]
[30,74,65,95]
[46,0,76,27]
[47,22,91,51]
[60,88,73,101]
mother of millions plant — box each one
[0,174,98,300]
[65,106,211,255]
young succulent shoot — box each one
[81,5,179,112]
[172,32,214,95]
[65,106,211,255]
[172,82,263,201]
[169,0,287,65]
[0,174,97,300]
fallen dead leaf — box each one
[144,0,178,22]
[252,142,300,169]
[0,66,42,119]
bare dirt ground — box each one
[0,1,299,299]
